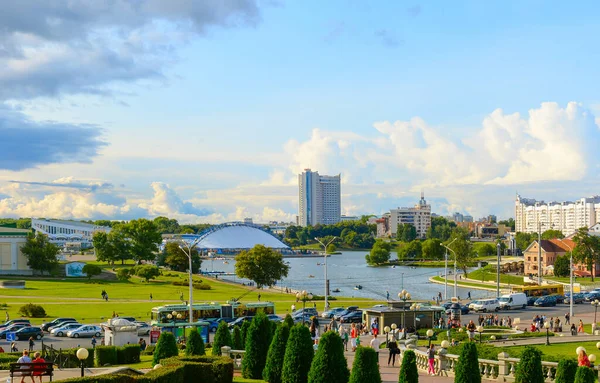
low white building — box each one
[0,227,32,275]
[103,318,138,347]
[31,219,110,248]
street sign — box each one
[6,332,16,341]
[150,330,160,344]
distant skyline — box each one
[2,1,600,223]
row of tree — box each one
[92,219,163,264]
[283,221,376,249]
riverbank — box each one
[429,276,513,293]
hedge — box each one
[118,345,141,364]
[161,355,233,383]
[515,347,543,383]
[58,374,140,383]
[574,366,597,383]
[348,346,379,383]
[95,346,119,367]
[153,331,179,365]
[136,365,185,383]
[555,359,577,383]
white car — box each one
[67,325,103,338]
[470,299,500,312]
[51,323,81,337]
[135,322,151,336]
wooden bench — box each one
[9,362,54,382]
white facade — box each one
[389,193,431,239]
[515,194,600,236]
[0,228,32,275]
[298,169,341,226]
[31,218,110,248]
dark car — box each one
[292,308,318,318]
[527,296,539,306]
[0,323,31,338]
[440,302,453,310]
[445,304,469,315]
[41,318,76,332]
[551,294,565,304]
[585,292,600,302]
[267,314,283,323]
[534,296,557,307]
[207,318,228,332]
[333,306,359,320]
[228,316,252,329]
[293,313,314,324]
[0,319,31,330]
[15,326,44,340]
[340,310,363,324]
[565,293,585,304]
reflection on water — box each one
[203,251,494,301]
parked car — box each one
[565,293,586,304]
[0,319,31,330]
[440,302,453,310]
[293,313,314,324]
[48,320,79,333]
[445,304,470,315]
[534,296,557,307]
[15,326,44,340]
[41,318,76,332]
[551,294,565,304]
[292,308,318,318]
[527,296,539,306]
[333,306,359,320]
[135,322,151,336]
[339,310,363,324]
[206,318,228,332]
[585,292,600,302]
[228,316,253,329]
[118,317,137,323]
[267,314,283,323]
[0,323,31,338]
[67,325,103,338]
[321,307,345,318]
[51,323,82,337]
[470,299,500,312]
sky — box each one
[1,0,600,224]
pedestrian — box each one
[105,293,109,302]
[28,337,35,352]
[579,349,591,367]
[11,342,18,352]
[467,320,476,341]
[257,293,261,302]
[565,312,571,325]
[468,291,471,300]
[313,302,317,309]
[427,343,436,375]
[5,310,9,322]
[291,303,296,312]
[339,325,348,351]
[149,293,152,301]
[371,318,379,336]
[329,317,339,333]
[386,291,390,301]
[578,320,584,333]
[91,336,97,348]
[309,322,317,340]
[180,293,184,301]
[387,338,399,366]
[370,334,381,363]
[17,350,34,383]
[350,323,358,352]
[32,351,45,383]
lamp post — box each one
[398,290,411,331]
[296,291,312,324]
[557,238,573,324]
[544,321,551,346]
[592,300,600,325]
[476,326,484,344]
[496,242,501,298]
[76,348,89,377]
[384,326,391,347]
[426,329,434,348]
[589,354,597,368]
[410,303,421,331]
[441,242,458,298]
[391,323,397,341]
[178,236,202,326]
[442,238,457,300]
[315,236,337,311]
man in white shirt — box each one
[17,350,34,383]
[370,334,381,365]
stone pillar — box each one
[438,347,448,376]
[497,352,510,382]
[221,346,231,358]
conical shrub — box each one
[285,314,295,329]
[349,346,380,383]
[555,359,577,383]
[241,320,251,346]
[185,327,205,356]
[242,312,274,379]
[398,349,418,383]
[515,346,542,383]
[263,324,291,383]
[574,366,597,383]
[233,325,244,350]
[282,324,314,383]
[309,331,349,383]
[455,342,480,383]
[212,320,232,356]
[152,331,178,366]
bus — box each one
[151,301,275,327]
[511,284,565,298]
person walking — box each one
[565,312,571,325]
[427,344,436,375]
[149,293,152,301]
[32,351,45,383]
[291,303,296,312]
[18,350,34,383]
[468,291,471,300]
[91,336,97,348]
[350,323,358,352]
[28,337,35,352]
[387,338,399,366]
[329,317,339,333]
[11,342,18,352]
[370,334,381,364]
[339,325,348,351]
[257,293,261,302]
[578,319,584,333]
[5,310,9,322]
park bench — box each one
[9,362,54,382]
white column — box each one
[11,240,18,270]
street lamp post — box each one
[476,326,484,344]
[315,236,337,311]
[496,242,501,298]
[296,291,312,324]
[592,300,600,326]
[557,238,573,323]
[178,236,202,327]
[441,242,458,298]
[544,321,551,346]
[76,348,89,377]
[442,239,457,300]
[398,290,411,331]
[426,329,434,348]
[410,303,421,331]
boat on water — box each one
[354,285,363,290]
[308,275,315,278]
[223,261,229,264]
[391,265,396,269]
[332,288,341,293]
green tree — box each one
[134,265,161,282]
[282,324,314,383]
[152,331,178,366]
[421,239,445,260]
[397,240,422,260]
[153,216,181,234]
[555,359,577,383]
[92,231,115,264]
[243,312,273,379]
[396,224,405,240]
[542,229,565,240]
[515,232,533,252]
[81,264,102,280]
[574,366,596,383]
[498,218,515,231]
[108,224,133,264]
[398,349,418,383]
[554,255,570,278]
[263,324,291,383]
[348,346,379,383]
[366,240,391,265]
[185,327,205,356]
[447,227,475,277]
[163,242,201,273]
[309,331,349,383]
[116,268,131,281]
[426,216,456,241]
[235,245,290,288]
[401,224,418,242]
[477,243,495,257]
[21,232,60,275]
[212,320,233,356]
[515,346,543,383]
[454,341,480,383]
[326,243,337,254]
[241,320,251,346]
[573,227,600,282]
[284,314,294,329]
[124,218,162,263]
[233,325,244,350]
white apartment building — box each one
[31,218,111,248]
[389,193,431,239]
[298,169,341,226]
[515,194,600,236]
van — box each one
[498,293,527,310]
[470,299,500,312]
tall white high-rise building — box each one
[298,169,341,226]
[515,194,600,235]
[389,193,431,239]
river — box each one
[202,251,494,301]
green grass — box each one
[500,341,600,362]
[431,276,499,290]
[469,268,525,286]
[233,378,266,383]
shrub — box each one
[242,312,273,379]
[95,346,118,366]
[281,324,314,383]
[241,321,251,346]
[186,327,205,356]
[264,324,290,383]
[134,265,161,282]
[153,331,179,366]
[349,346,380,383]
[161,356,233,383]
[137,365,185,383]
[555,359,577,383]
[574,366,597,383]
[212,357,234,383]
[18,303,46,318]
[309,331,349,383]
[398,349,418,383]
[455,341,481,383]
[284,314,294,329]
[117,268,131,281]
[232,325,244,350]
[118,344,141,364]
[141,345,155,356]
[438,328,469,342]
[515,346,543,383]
[82,264,102,280]
[212,320,233,356]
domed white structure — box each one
[103,318,139,347]
[177,223,290,250]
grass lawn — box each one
[0,270,383,324]
[233,379,265,383]
[431,276,498,291]
[468,268,525,286]
[500,340,600,361]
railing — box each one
[221,346,245,370]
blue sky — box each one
[1,0,600,223]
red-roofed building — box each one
[524,238,600,278]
